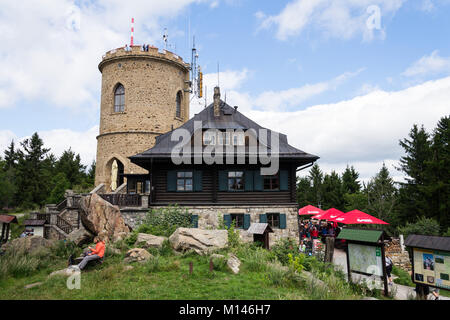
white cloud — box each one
[0,126,98,166]
[256,0,405,41]
[402,50,450,77]
[192,69,450,181]
[191,68,364,114]
[253,68,364,111]
[0,0,209,110]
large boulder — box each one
[124,248,152,264]
[227,253,241,274]
[169,228,228,255]
[2,236,54,254]
[66,225,94,246]
[135,233,167,249]
[79,193,130,242]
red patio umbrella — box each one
[298,205,324,216]
[328,209,389,225]
[311,208,344,220]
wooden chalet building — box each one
[128,87,319,244]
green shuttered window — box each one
[243,214,250,230]
[279,214,287,229]
[223,214,231,228]
[167,170,177,191]
[279,170,289,191]
[191,215,199,228]
[167,170,202,192]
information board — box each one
[348,243,383,276]
[413,248,450,290]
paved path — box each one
[332,248,449,300]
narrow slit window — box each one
[114,84,125,112]
[176,91,182,118]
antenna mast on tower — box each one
[190,36,202,100]
[163,28,168,50]
[130,18,134,46]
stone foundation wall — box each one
[386,238,412,272]
[121,205,299,247]
[120,209,148,230]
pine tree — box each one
[3,140,18,169]
[366,163,397,224]
[308,164,324,208]
[15,133,51,207]
[342,165,361,194]
[397,124,432,221]
[427,116,450,230]
[55,148,87,186]
[296,176,311,208]
[322,171,344,210]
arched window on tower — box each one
[114,84,125,113]
[176,91,182,118]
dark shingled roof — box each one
[130,101,319,163]
[405,234,450,251]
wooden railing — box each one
[56,199,67,212]
[56,215,73,234]
[99,194,142,207]
[36,213,51,224]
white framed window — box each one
[203,131,217,145]
[218,131,231,145]
[232,132,245,146]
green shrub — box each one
[397,216,441,239]
[0,246,55,279]
[287,253,305,273]
[392,266,414,287]
[136,205,193,237]
[271,238,298,265]
[226,223,241,249]
[125,231,138,247]
[266,264,288,287]
[159,240,173,256]
[210,256,228,272]
[144,255,161,273]
[53,240,80,258]
[443,227,450,237]
[243,248,271,272]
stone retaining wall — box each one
[386,238,412,272]
[120,205,299,247]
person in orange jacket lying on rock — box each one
[71,235,106,270]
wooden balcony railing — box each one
[99,194,142,207]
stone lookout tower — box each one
[95,45,191,191]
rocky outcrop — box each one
[227,253,241,274]
[79,193,130,242]
[124,248,152,263]
[2,236,54,254]
[67,225,94,246]
[135,233,167,249]
[169,228,228,255]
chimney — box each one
[213,86,221,117]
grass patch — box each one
[0,240,370,300]
[392,266,414,287]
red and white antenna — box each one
[130,17,134,46]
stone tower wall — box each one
[95,45,190,190]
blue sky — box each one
[0,0,449,182]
